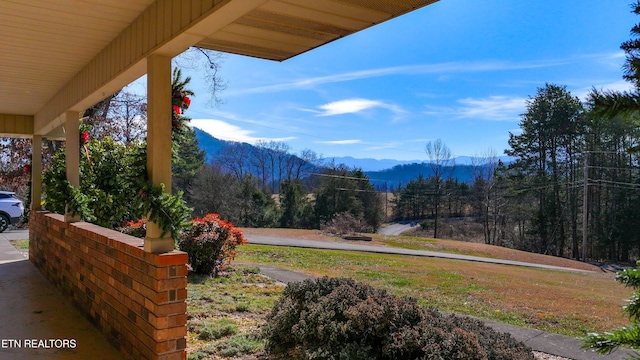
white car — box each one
[0,191,24,232]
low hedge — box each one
[263,277,533,360]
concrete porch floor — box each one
[0,229,123,360]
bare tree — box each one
[251,140,272,191]
[266,141,289,193]
[173,47,227,106]
[215,142,250,180]
[470,148,504,245]
[190,163,241,220]
[93,91,147,144]
[424,139,454,238]
[294,149,321,180]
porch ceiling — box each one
[195,0,439,61]
[1,0,156,117]
[1,0,438,130]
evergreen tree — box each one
[590,1,640,125]
[169,68,205,200]
[173,126,205,198]
[505,83,584,257]
[279,179,311,228]
[238,175,280,227]
[392,175,432,219]
[585,261,640,357]
[313,165,381,232]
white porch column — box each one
[145,54,174,253]
[64,111,81,222]
[31,135,42,211]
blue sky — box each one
[172,0,636,161]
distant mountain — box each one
[325,156,422,171]
[366,163,479,188]
[327,155,513,171]
[192,129,512,187]
[193,127,229,162]
[448,156,514,166]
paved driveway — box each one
[245,234,593,273]
[377,221,419,235]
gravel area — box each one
[534,351,572,360]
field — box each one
[236,228,630,337]
[187,227,632,359]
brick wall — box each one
[29,211,187,360]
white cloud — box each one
[425,96,527,122]
[406,138,434,143]
[573,80,634,101]
[190,119,295,144]
[608,51,626,59]
[317,99,381,116]
[313,98,406,119]
[227,54,615,96]
[363,144,397,151]
[602,80,635,92]
[317,139,362,145]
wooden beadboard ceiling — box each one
[1,0,438,118]
[1,0,156,116]
[196,0,439,61]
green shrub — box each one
[584,260,640,357]
[264,277,533,360]
[420,220,432,231]
[178,213,246,276]
[217,334,264,357]
[194,318,238,341]
[186,351,207,360]
[43,137,191,239]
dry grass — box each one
[239,227,339,242]
[241,227,600,272]
[375,234,600,272]
[236,228,633,337]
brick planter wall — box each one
[29,211,187,360]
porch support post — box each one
[31,135,43,211]
[144,54,174,253]
[64,111,81,222]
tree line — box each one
[391,82,640,263]
[189,157,383,232]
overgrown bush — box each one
[264,277,533,360]
[320,211,373,236]
[178,214,247,276]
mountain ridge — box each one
[193,127,510,184]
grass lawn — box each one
[186,265,285,360]
[235,243,631,338]
[9,239,29,249]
